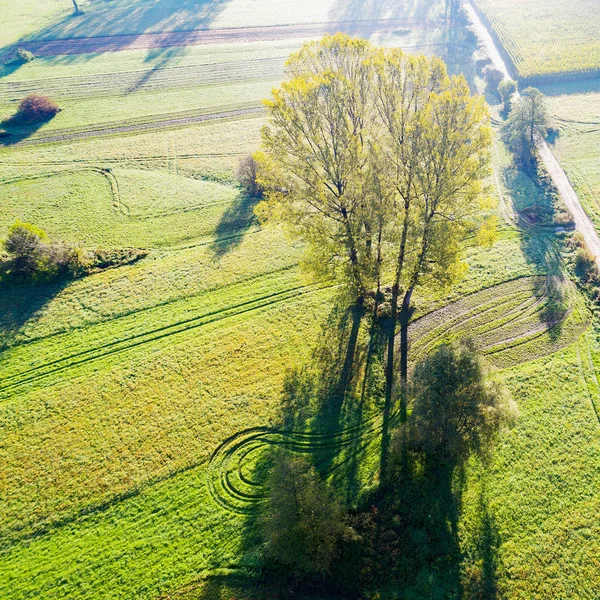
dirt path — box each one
[10,19,437,57]
[0,106,263,147]
[465,2,600,267]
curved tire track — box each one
[207,275,591,513]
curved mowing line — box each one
[207,411,394,514]
[207,275,592,513]
[0,283,328,399]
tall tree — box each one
[256,35,493,427]
[71,0,83,14]
[372,49,492,420]
[255,34,377,300]
[502,86,548,168]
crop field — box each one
[1,0,600,598]
[473,0,600,80]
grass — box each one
[540,83,600,233]
[1,2,600,599]
[474,0,600,79]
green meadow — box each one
[1,0,599,598]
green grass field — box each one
[1,0,600,598]
[474,0,600,79]
[541,83,600,233]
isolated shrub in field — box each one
[15,94,60,122]
[483,65,504,96]
[3,220,48,276]
[261,453,346,578]
[15,48,35,63]
[236,154,263,197]
[88,247,148,271]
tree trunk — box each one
[398,287,413,423]
[72,0,82,14]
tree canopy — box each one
[409,339,517,462]
[256,34,494,419]
[502,86,548,167]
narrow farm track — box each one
[465,2,600,268]
[0,282,328,399]
[0,105,263,147]
[0,57,286,101]
[10,19,441,57]
[207,276,591,513]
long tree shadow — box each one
[0,0,232,81]
[210,192,260,259]
[0,112,59,146]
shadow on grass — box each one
[0,279,69,349]
[210,192,260,259]
[0,112,58,146]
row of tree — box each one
[255,34,495,418]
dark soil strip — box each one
[1,105,263,146]
[10,19,439,57]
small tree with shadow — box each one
[261,453,347,581]
[409,339,517,464]
[498,79,517,114]
[14,94,60,123]
[237,154,263,198]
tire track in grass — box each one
[0,57,287,101]
[0,282,329,398]
[207,275,592,513]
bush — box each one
[261,453,347,578]
[575,246,597,282]
[498,78,517,111]
[408,339,516,462]
[3,220,48,277]
[15,94,60,123]
[2,221,85,282]
[15,48,35,63]
[483,65,504,96]
[236,154,263,197]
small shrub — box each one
[236,154,263,197]
[87,247,148,272]
[575,246,597,282]
[3,220,48,277]
[483,65,504,96]
[15,94,60,123]
[15,48,35,63]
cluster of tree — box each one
[1,220,147,283]
[260,341,516,595]
[255,34,495,420]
